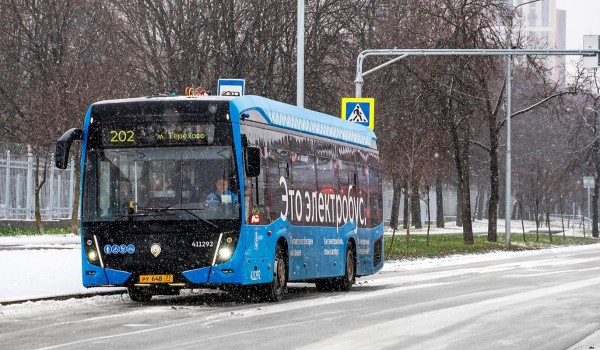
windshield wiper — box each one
[93,209,164,231]
[137,206,218,228]
[136,206,177,213]
[173,207,218,228]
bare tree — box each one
[0,0,134,233]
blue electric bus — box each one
[55,93,383,302]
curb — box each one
[0,290,127,306]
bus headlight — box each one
[88,250,99,263]
[218,247,233,261]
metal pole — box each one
[595,108,600,232]
[355,54,364,98]
[296,0,304,108]
[355,48,599,98]
[355,78,363,98]
[505,0,542,248]
[505,0,513,248]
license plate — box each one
[139,274,173,283]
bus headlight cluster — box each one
[218,247,233,261]
[213,233,238,265]
[84,236,103,267]
[87,250,99,263]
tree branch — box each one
[471,140,491,153]
[497,90,575,132]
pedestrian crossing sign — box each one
[341,98,375,130]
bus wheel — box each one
[128,287,152,302]
[262,243,288,302]
[338,241,356,291]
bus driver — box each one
[205,178,238,204]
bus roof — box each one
[92,95,234,105]
[88,94,377,149]
[230,95,377,149]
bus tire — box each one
[337,241,356,291]
[128,287,152,302]
[315,241,355,292]
[261,243,288,302]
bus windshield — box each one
[82,145,240,222]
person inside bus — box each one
[205,178,238,204]
[109,180,133,214]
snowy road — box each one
[1,244,600,349]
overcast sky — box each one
[556,0,600,49]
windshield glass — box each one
[82,145,240,222]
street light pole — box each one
[505,0,541,248]
[297,0,305,108]
[587,106,600,234]
[504,0,513,248]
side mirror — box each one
[55,128,83,169]
[245,146,261,178]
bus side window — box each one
[370,168,383,226]
[244,145,269,224]
[265,149,288,222]
[291,153,315,195]
[357,165,369,227]
[338,160,356,193]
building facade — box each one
[513,0,567,83]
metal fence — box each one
[0,148,76,221]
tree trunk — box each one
[436,177,445,228]
[487,160,498,241]
[426,185,431,246]
[451,125,463,228]
[487,113,500,242]
[411,179,422,229]
[534,198,540,241]
[547,211,552,242]
[476,185,484,221]
[403,184,409,229]
[34,155,48,235]
[405,187,411,249]
[460,135,474,245]
[455,180,463,227]
[560,198,565,238]
[520,201,526,242]
[389,176,402,230]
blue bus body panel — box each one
[356,223,384,276]
[182,267,211,284]
[227,95,384,284]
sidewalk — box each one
[0,234,124,304]
[384,219,592,237]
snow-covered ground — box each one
[0,234,122,303]
[0,219,594,304]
